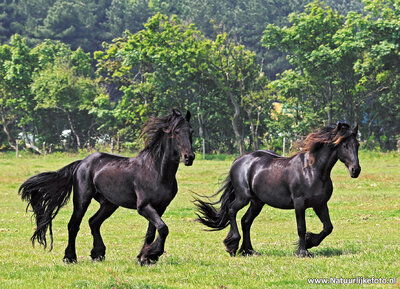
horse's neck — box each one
[158,137,180,181]
[312,145,338,179]
[138,136,180,182]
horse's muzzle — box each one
[183,152,195,166]
[350,165,361,178]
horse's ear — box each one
[185,110,191,122]
[336,121,343,130]
[352,124,358,135]
[172,109,182,117]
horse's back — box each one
[249,150,283,159]
[75,152,139,208]
[230,150,294,209]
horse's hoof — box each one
[91,255,105,262]
[305,232,319,249]
[296,249,314,258]
[63,256,77,264]
[138,256,157,266]
[240,249,261,256]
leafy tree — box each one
[104,0,153,41]
[96,14,266,154]
[263,1,364,126]
[0,34,37,150]
[0,1,20,42]
[351,0,400,150]
[34,0,112,52]
[32,62,98,149]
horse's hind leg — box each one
[238,200,264,256]
[89,200,118,261]
[305,204,333,249]
[224,197,249,256]
[294,199,313,257]
[63,176,93,263]
[63,198,91,263]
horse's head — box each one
[166,109,195,166]
[336,123,361,178]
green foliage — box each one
[95,13,269,153]
[0,0,400,152]
[0,153,399,288]
[0,34,37,150]
[263,0,400,150]
[31,60,98,149]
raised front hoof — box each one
[238,248,261,256]
[296,249,314,258]
[63,256,77,264]
[225,249,237,257]
[305,232,319,249]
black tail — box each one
[18,160,81,250]
[194,176,235,231]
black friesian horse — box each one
[19,109,195,265]
[196,123,361,257]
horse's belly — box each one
[93,170,137,209]
[255,188,294,209]
[102,188,137,209]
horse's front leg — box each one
[305,203,333,249]
[137,222,156,260]
[137,203,168,265]
[136,205,165,261]
[294,198,313,257]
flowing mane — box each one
[297,123,353,165]
[139,112,185,158]
[302,123,351,152]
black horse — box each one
[196,122,360,257]
[19,109,195,265]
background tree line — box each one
[0,0,399,155]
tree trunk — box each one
[202,69,243,155]
[246,107,259,151]
[255,108,261,150]
[2,121,17,150]
[353,100,359,126]
[326,82,333,125]
[397,138,400,155]
[117,131,120,153]
[65,109,81,149]
[228,91,243,155]
[197,107,206,160]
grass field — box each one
[0,151,399,288]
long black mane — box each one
[139,112,185,159]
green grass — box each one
[0,151,399,288]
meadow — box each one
[0,151,399,288]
